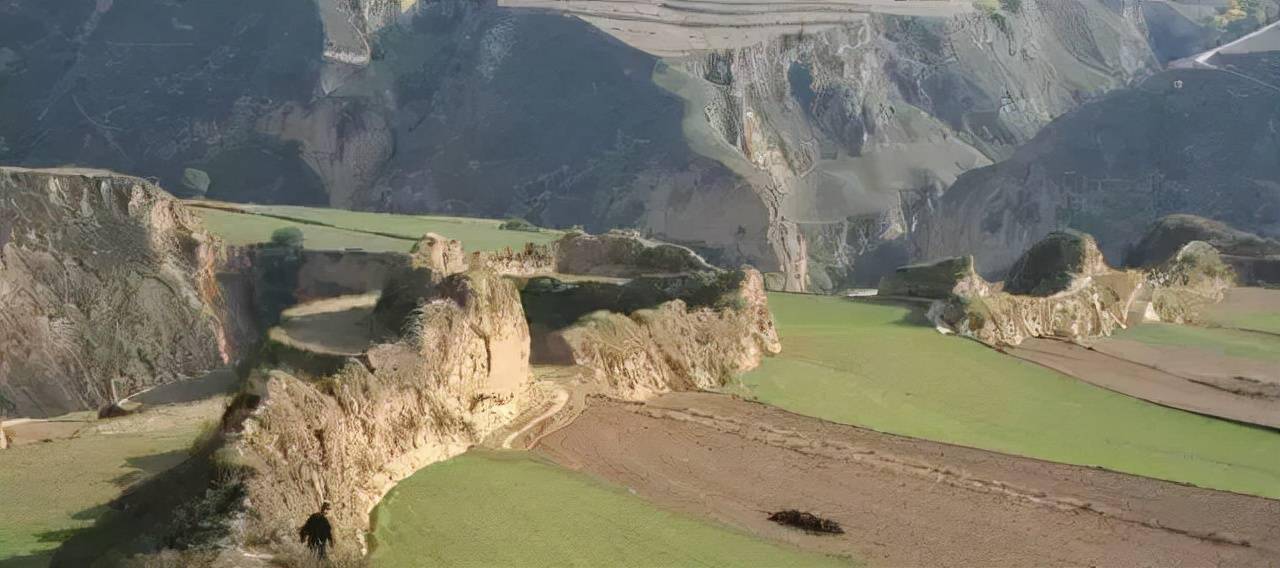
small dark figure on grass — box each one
[768,510,845,534]
[300,502,334,559]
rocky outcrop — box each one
[1146,241,1237,324]
[1127,214,1280,286]
[925,232,1144,345]
[190,269,533,561]
[0,168,253,418]
[553,231,716,277]
[1004,231,1110,296]
[552,268,781,398]
[398,228,715,280]
[410,233,469,276]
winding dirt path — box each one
[536,392,1280,567]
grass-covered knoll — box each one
[736,293,1280,499]
[1111,323,1280,362]
[0,403,218,564]
[191,203,560,253]
[369,451,853,567]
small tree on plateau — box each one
[270,227,305,248]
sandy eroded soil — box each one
[536,392,1280,567]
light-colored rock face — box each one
[941,270,1144,346]
[409,232,469,275]
[0,168,250,418]
[554,267,780,399]
[1146,241,1237,324]
[225,270,531,559]
[554,231,715,277]
[657,0,1156,291]
[927,232,1144,346]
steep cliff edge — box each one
[160,269,532,563]
[0,168,252,418]
[551,267,781,399]
[125,227,783,564]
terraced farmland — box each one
[735,293,1280,498]
[369,450,854,567]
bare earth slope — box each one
[0,167,249,418]
[538,392,1280,567]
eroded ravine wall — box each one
[0,168,256,418]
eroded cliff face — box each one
[660,0,1156,291]
[916,44,1280,278]
[553,268,781,399]
[0,168,251,418]
[2,0,1161,292]
[1145,241,1237,324]
[897,232,1145,346]
[210,269,532,560]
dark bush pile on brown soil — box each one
[768,510,844,534]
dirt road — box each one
[536,392,1280,567]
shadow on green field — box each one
[110,451,190,488]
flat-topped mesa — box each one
[401,228,716,279]
[0,167,254,418]
[400,228,779,398]
[182,269,533,562]
[551,230,716,277]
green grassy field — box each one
[1111,323,1280,362]
[1212,311,1280,335]
[194,208,413,252]
[192,204,561,253]
[0,408,212,565]
[369,450,854,568]
[1207,306,1280,336]
[735,293,1280,499]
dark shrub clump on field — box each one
[768,510,845,534]
[500,218,542,232]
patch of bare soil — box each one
[536,393,1280,567]
[1011,339,1280,429]
[1204,287,1280,334]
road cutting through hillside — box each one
[535,392,1280,567]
